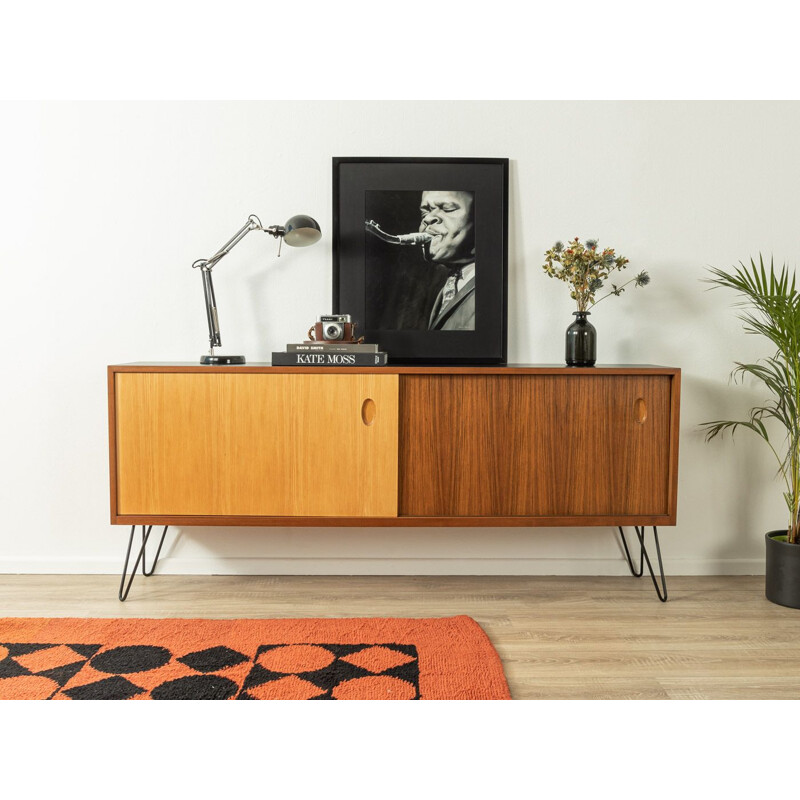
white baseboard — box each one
[0,556,765,576]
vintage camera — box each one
[311,314,358,342]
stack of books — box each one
[271,341,388,366]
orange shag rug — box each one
[0,615,510,700]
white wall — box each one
[2,100,797,576]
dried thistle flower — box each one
[588,277,604,292]
[541,237,649,311]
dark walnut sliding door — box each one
[398,374,673,518]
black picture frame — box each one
[332,157,508,364]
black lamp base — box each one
[200,355,246,365]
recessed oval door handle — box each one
[361,398,376,426]
[635,397,647,424]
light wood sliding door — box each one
[114,373,399,517]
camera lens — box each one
[326,324,341,339]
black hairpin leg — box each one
[618,526,668,602]
[119,524,169,601]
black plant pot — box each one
[765,530,800,609]
[565,311,596,367]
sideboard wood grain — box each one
[113,372,399,518]
[398,374,673,518]
[108,364,680,527]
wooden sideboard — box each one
[108,364,680,528]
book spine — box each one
[272,352,388,367]
[286,343,379,353]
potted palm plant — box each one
[701,256,800,608]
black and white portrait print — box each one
[364,189,476,331]
[333,157,507,364]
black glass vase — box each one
[565,311,596,367]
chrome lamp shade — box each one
[283,215,322,247]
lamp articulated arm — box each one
[192,214,286,353]
[191,212,322,365]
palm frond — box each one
[702,254,800,543]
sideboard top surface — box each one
[109,363,680,375]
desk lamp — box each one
[192,213,322,365]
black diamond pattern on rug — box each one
[0,655,32,679]
[178,646,249,673]
[67,644,103,659]
[3,643,60,657]
[239,643,420,700]
[1,642,97,687]
[151,674,240,700]
[90,645,172,674]
[39,660,88,687]
[2,639,422,699]
[62,675,146,700]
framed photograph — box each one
[332,157,508,364]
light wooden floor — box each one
[1,574,798,699]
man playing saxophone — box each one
[418,190,475,330]
[365,189,476,331]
